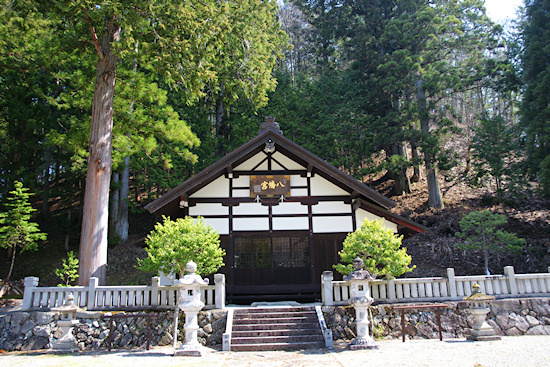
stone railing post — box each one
[447,268,458,299]
[214,273,226,309]
[151,276,160,308]
[388,279,397,302]
[322,271,334,306]
[504,266,518,296]
[22,276,39,311]
[87,277,98,310]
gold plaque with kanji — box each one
[250,175,290,197]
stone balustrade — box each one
[22,275,226,311]
[322,266,550,306]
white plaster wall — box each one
[232,189,250,198]
[290,188,308,196]
[310,176,349,196]
[234,153,267,170]
[272,202,308,215]
[312,201,351,214]
[272,152,306,170]
[188,203,228,216]
[233,217,269,231]
[233,202,269,215]
[190,176,229,198]
[290,175,307,186]
[202,218,230,235]
[233,175,250,187]
[312,216,353,233]
[355,208,398,232]
[273,217,309,230]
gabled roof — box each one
[145,119,425,234]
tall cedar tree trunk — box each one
[79,24,118,286]
[115,155,130,241]
[109,172,119,240]
[415,77,443,209]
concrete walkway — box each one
[2,335,549,367]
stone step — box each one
[231,334,324,345]
[233,316,317,325]
[232,322,320,332]
[234,307,315,314]
[230,341,325,352]
[232,328,323,338]
[229,306,326,352]
[234,311,317,319]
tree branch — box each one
[83,8,104,60]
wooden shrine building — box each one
[145,117,424,302]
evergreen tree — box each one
[456,210,525,275]
[138,216,225,278]
[469,114,522,199]
[334,219,415,279]
[2,0,287,285]
[521,0,550,196]
[0,181,47,292]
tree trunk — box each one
[64,210,71,252]
[215,90,228,158]
[411,143,421,182]
[41,146,51,219]
[391,142,412,196]
[115,155,130,242]
[416,76,443,209]
[78,30,117,286]
[109,172,119,240]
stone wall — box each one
[0,309,226,352]
[323,298,550,340]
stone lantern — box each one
[51,293,81,352]
[173,261,209,356]
[463,283,500,341]
[346,257,377,349]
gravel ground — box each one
[1,335,549,367]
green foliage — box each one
[55,251,79,286]
[469,114,523,199]
[138,216,225,277]
[520,0,550,196]
[334,219,415,279]
[456,210,526,275]
[0,181,47,281]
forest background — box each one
[0,0,548,288]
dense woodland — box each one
[0,0,549,287]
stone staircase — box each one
[229,306,326,351]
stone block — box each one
[32,325,50,337]
[529,299,550,317]
[21,336,49,351]
[158,331,172,346]
[35,312,55,325]
[98,329,110,339]
[11,312,30,325]
[77,311,102,319]
[487,319,504,336]
[504,327,522,336]
[203,324,213,334]
[416,322,434,338]
[211,310,226,320]
[526,315,540,326]
[513,315,530,333]
[526,325,550,335]
[10,324,22,334]
[495,312,515,330]
[20,320,35,335]
[490,299,520,313]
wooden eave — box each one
[356,198,426,234]
[145,127,400,220]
